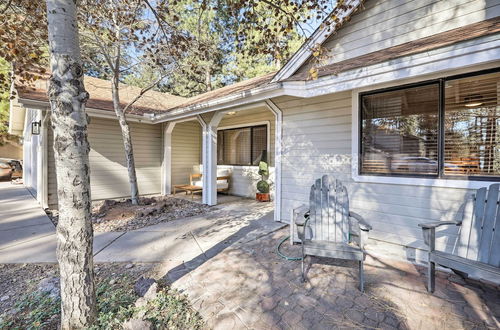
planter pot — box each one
[256,193,271,202]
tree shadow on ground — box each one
[160,221,499,329]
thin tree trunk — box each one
[46,0,96,328]
[111,76,139,204]
[205,67,212,92]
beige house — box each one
[11,0,500,262]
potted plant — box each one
[256,155,271,202]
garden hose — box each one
[276,235,303,261]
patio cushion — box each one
[192,180,229,190]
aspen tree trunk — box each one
[110,76,140,204]
[46,0,97,328]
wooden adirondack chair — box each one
[292,175,372,291]
[419,183,500,292]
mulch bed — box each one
[46,196,212,232]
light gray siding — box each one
[298,0,500,73]
[171,120,202,187]
[273,92,474,252]
[48,117,162,206]
[218,107,275,197]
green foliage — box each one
[0,274,203,330]
[160,0,305,97]
[138,288,204,329]
[258,160,269,177]
[0,291,61,329]
[257,180,270,194]
[257,160,270,193]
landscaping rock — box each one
[122,318,152,330]
[144,282,158,301]
[134,277,156,297]
[37,277,60,299]
[1,295,9,302]
[125,263,134,269]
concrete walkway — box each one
[0,182,283,264]
[0,182,123,263]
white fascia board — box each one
[16,98,155,124]
[272,0,363,82]
[294,35,500,97]
[153,84,285,123]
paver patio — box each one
[168,228,500,329]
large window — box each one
[217,124,267,166]
[360,70,500,179]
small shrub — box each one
[138,288,204,329]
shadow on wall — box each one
[318,0,489,68]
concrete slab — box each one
[0,182,57,262]
[0,234,57,263]
[94,231,204,263]
[0,223,55,249]
[0,231,126,263]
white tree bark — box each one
[46,0,96,328]
[110,76,139,204]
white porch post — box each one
[265,100,283,222]
[200,112,224,206]
[39,110,50,208]
[162,122,176,195]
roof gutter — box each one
[153,82,285,123]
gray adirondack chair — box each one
[292,175,372,291]
[419,183,500,292]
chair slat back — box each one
[308,175,349,244]
[455,184,500,267]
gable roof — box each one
[164,72,276,113]
[16,76,186,115]
[271,0,365,82]
[156,17,500,121]
[285,17,500,81]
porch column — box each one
[38,110,50,208]
[201,112,224,206]
[161,122,176,195]
[265,100,283,222]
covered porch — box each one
[161,101,282,221]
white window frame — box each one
[217,121,271,168]
[351,73,500,190]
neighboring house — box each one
[10,0,500,261]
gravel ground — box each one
[46,196,212,232]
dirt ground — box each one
[0,263,156,315]
[46,195,212,232]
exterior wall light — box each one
[31,120,41,135]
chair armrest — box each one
[293,205,310,242]
[349,211,372,231]
[418,221,461,229]
[293,205,310,226]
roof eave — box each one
[154,82,284,123]
[16,97,156,124]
